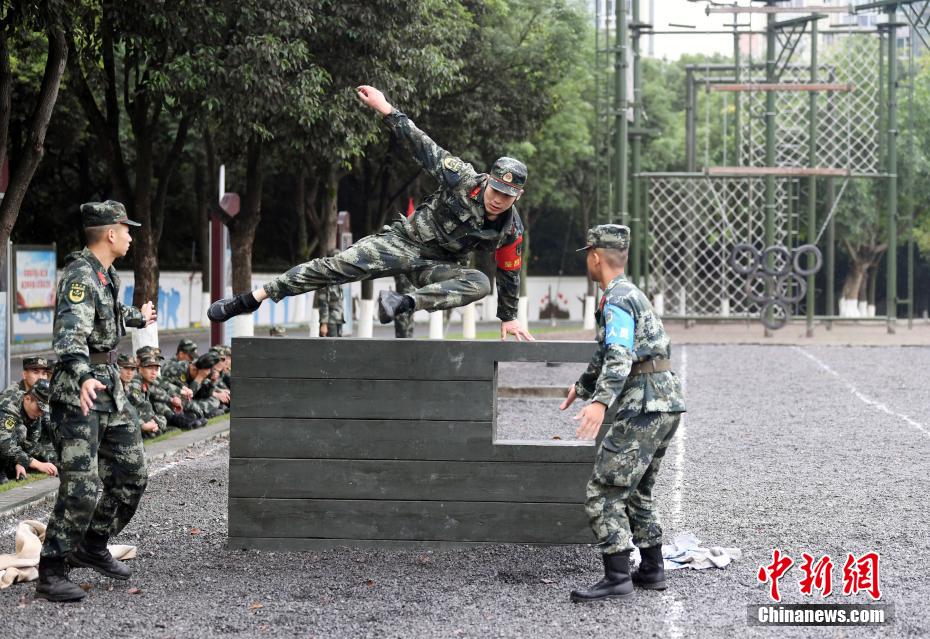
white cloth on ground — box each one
[631,531,741,571]
[0,520,136,588]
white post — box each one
[867,304,876,318]
[462,303,476,339]
[357,299,374,338]
[130,323,159,353]
[583,295,596,330]
[230,314,255,338]
[308,307,320,337]
[720,297,730,317]
[653,292,665,316]
[429,311,444,339]
[517,296,529,331]
[857,300,868,317]
[200,291,211,327]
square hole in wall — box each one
[494,361,584,442]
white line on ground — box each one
[794,346,930,440]
[664,345,688,639]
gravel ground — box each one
[1,344,927,638]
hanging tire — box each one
[793,244,823,276]
[760,299,790,331]
[761,245,792,277]
[729,243,760,275]
[776,272,807,304]
[745,271,775,304]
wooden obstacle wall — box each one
[228,337,599,550]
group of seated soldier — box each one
[118,339,232,440]
[0,357,58,485]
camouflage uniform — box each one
[126,351,170,439]
[0,384,56,478]
[393,274,416,338]
[42,205,149,562]
[318,284,345,337]
[262,110,525,321]
[574,226,686,556]
[160,354,223,419]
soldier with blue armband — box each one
[560,224,686,603]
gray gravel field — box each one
[1,344,926,638]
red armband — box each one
[495,235,523,271]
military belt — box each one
[89,350,119,365]
[629,358,672,376]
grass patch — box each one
[143,414,229,445]
[0,472,51,494]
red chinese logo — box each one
[842,552,882,600]
[757,549,794,602]
[798,553,834,597]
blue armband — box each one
[604,304,635,350]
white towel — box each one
[631,531,741,571]
[0,520,136,588]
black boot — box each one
[207,292,261,323]
[68,530,131,580]
[570,551,634,603]
[632,545,667,590]
[169,411,200,430]
[35,556,86,602]
[377,290,415,324]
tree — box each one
[0,0,68,268]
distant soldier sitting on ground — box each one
[0,379,58,483]
[208,85,533,342]
[136,346,202,430]
[127,351,170,438]
[0,356,54,404]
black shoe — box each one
[378,290,414,324]
[570,551,634,603]
[35,556,86,602]
[632,545,667,590]
[68,531,131,581]
[207,293,261,323]
[169,412,200,430]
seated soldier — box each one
[117,353,138,387]
[0,356,54,404]
[161,352,224,421]
[136,346,203,430]
[0,379,58,481]
[207,346,232,406]
[127,351,169,438]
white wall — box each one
[13,270,593,340]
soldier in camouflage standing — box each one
[560,225,686,603]
[0,379,57,482]
[318,250,345,337]
[37,201,156,602]
[208,85,533,342]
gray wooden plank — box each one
[228,537,591,551]
[229,418,596,462]
[228,498,591,544]
[232,338,593,380]
[233,379,493,421]
[228,459,591,502]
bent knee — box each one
[465,271,491,298]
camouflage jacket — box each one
[126,378,167,430]
[384,109,524,321]
[0,380,27,407]
[318,284,345,326]
[575,275,686,418]
[51,248,146,411]
[0,398,55,467]
[160,359,206,396]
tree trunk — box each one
[295,166,309,260]
[319,166,341,256]
[194,159,210,294]
[130,97,159,307]
[840,259,868,302]
[228,137,263,294]
[0,23,67,266]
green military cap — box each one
[487,157,527,197]
[117,353,138,368]
[268,325,287,337]
[135,345,164,361]
[27,378,51,406]
[81,200,141,228]
[208,345,227,359]
[218,345,232,356]
[195,352,221,370]
[577,224,631,252]
[177,339,198,356]
[138,352,163,367]
[22,356,52,371]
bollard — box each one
[308,307,320,337]
[429,310,444,339]
[357,299,374,338]
[653,292,664,317]
[130,323,159,353]
[230,314,255,339]
[462,303,476,339]
[583,296,596,330]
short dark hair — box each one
[84,224,118,245]
[597,247,629,269]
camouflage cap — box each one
[177,338,198,355]
[22,356,52,371]
[138,352,163,367]
[194,352,221,370]
[27,378,51,406]
[487,157,527,197]
[135,345,164,361]
[577,224,631,252]
[81,200,141,228]
[268,325,287,337]
[117,353,138,368]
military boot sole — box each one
[377,292,395,324]
[35,585,87,602]
[67,553,131,581]
[569,590,635,603]
[633,579,667,590]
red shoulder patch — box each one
[97,271,107,285]
[469,186,481,200]
[495,235,524,271]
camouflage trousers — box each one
[585,411,681,555]
[42,402,148,559]
[394,274,416,338]
[263,231,490,313]
[322,324,343,337]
